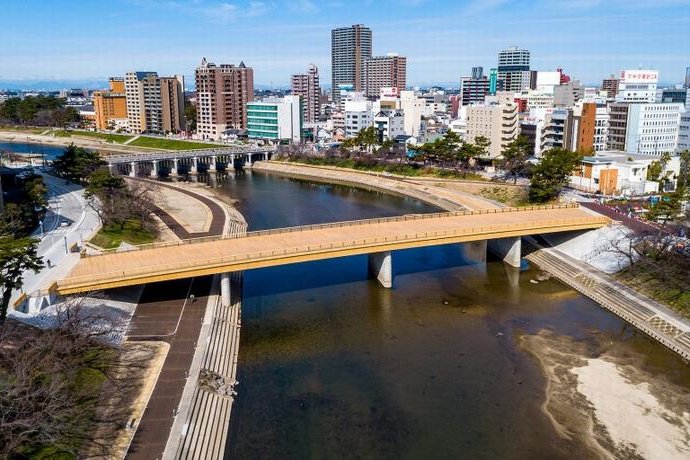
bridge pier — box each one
[220,273,231,307]
[209,155,217,172]
[487,237,522,268]
[150,160,159,178]
[170,158,179,178]
[368,251,392,288]
[129,161,137,178]
[190,157,198,175]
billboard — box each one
[620,70,658,84]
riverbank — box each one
[520,330,690,459]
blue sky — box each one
[1,0,689,88]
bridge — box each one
[104,146,275,178]
[57,204,609,301]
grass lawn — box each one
[69,130,134,143]
[90,219,156,249]
[615,269,690,319]
[127,136,221,150]
[0,125,45,134]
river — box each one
[215,170,690,459]
[0,141,65,159]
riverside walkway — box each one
[57,205,608,294]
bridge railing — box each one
[105,146,276,164]
[82,204,582,258]
[60,214,608,290]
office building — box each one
[195,58,254,140]
[344,98,374,137]
[685,66,690,89]
[602,75,619,99]
[363,54,407,99]
[608,102,682,156]
[93,78,127,130]
[465,98,518,158]
[331,24,372,102]
[497,46,530,93]
[616,69,658,103]
[659,88,687,105]
[460,67,490,106]
[291,64,321,123]
[677,112,690,153]
[373,109,405,141]
[246,95,301,143]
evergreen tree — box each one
[0,235,43,323]
[528,148,582,203]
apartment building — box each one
[195,58,254,140]
[460,66,490,106]
[331,24,372,102]
[124,72,184,134]
[291,64,321,123]
[93,77,127,130]
[363,54,407,99]
[465,98,518,158]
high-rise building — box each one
[497,47,530,93]
[616,69,658,103]
[459,66,490,106]
[608,102,682,156]
[331,24,372,102]
[93,78,127,130]
[602,75,619,99]
[685,66,690,89]
[291,64,321,123]
[124,72,184,134]
[195,58,254,140]
[363,54,407,99]
[247,95,302,143]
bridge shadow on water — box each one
[242,243,482,301]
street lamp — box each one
[63,236,68,254]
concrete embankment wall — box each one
[253,161,466,211]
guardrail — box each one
[59,214,608,290]
[83,204,584,258]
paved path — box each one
[127,178,226,239]
[125,277,212,460]
[59,205,608,293]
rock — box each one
[530,279,539,284]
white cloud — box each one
[287,0,318,13]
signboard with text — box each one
[620,70,658,84]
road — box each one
[9,172,101,313]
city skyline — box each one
[1,0,689,89]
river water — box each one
[0,141,65,159]
[215,171,690,459]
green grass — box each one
[90,219,156,249]
[69,130,133,143]
[615,269,690,319]
[128,136,220,150]
[0,125,45,134]
[52,130,73,138]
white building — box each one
[344,99,374,137]
[608,102,682,156]
[524,90,554,110]
[374,110,405,140]
[678,110,690,153]
[571,151,680,195]
[246,95,302,143]
[535,71,561,94]
[399,90,424,137]
[616,69,659,103]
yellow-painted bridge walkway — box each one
[57,204,609,294]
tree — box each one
[677,149,690,187]
[85,169,127,227]
[0,235,43,323]
[501,135,531,184]
[528,148,582,203]
[646,186,688,224]
[184,98,196,132]
[52,144,105,184]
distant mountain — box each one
[0,79,109,91]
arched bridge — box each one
[57,204,609,296]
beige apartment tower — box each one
[291,64,321,123]
[124,72,185,134]
[363,54,407,99]
[195,58,254,139]
[465,98,518,159]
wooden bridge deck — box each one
[58,205,609,294]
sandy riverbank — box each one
[520,330,690,459]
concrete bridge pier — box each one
[209,155,217,172]
[220,273,232,307]
[150,160,159,178]
[487,237,522,268]
[227,155,235,171]
[190,157,198,175]
[170,158,179,178]
[129,161,137,178]
[368,251,392,288]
